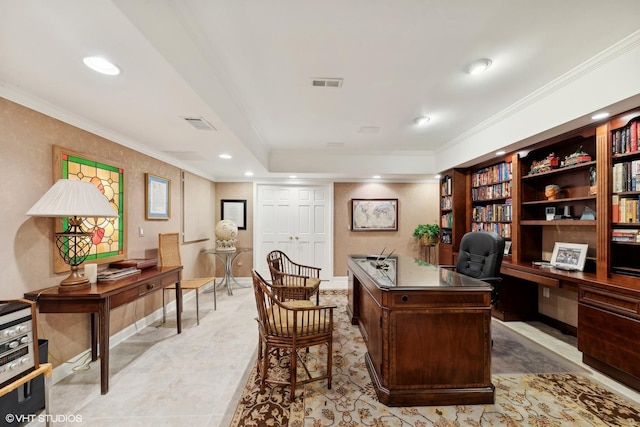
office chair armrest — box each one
[479,276,502,283]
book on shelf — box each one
[97,267,141,282]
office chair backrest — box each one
[456,231,505,280]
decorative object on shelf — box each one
[214,219,238,251]
[503,241,512,255]
[544,184,562,200]
[351,199,398,231]
[589,165,597,195]
[412,223,440,245]
[561,146,592,167]
[545,207,556,221]
[26,179,119,291]
[529,152,559,175]
[580,206,596,220]
[221,199,247,230]
[550,242,589,272]
[145,173,171,220]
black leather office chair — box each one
[453,231,505,305]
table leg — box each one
[99,298,110,395]
[90,313,98,361]
[212,253,233,296]
[229,252,250,288]
[175,280,182,334]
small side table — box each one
[203,247,252,295]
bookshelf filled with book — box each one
[438,169,469,265]
[609,113,640,277]
[470,159,513,241]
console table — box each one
[24,266,183,395]
[347,254,493,406]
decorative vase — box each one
[214,219,238,251]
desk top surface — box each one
[348,254,491,290]
[24,266,182,300]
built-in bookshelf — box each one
[470,161,512,239]
[438,169,468,265]
[610,115,640,276]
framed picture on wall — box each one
[221,199,247,230]
[145,173,171,220]
[53,145,125,272]
[351,198,398,231]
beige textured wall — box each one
[333,182,439,276]
[1,98,216,366]
[214,182,254,278]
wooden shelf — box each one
[522,196,596,205]
[521,160,596,180]
[520,220,596,226]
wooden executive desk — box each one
[347,255,493,406]
[24,266,183,394]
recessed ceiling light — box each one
[289,175,297,179]
[434,174,441,179]
[358,126,381,134]
[373,175,381,179]
[219,154,232,159]
[495,150,506,156]
[413,116,431,126]
[467,58,492,75]
[83,56,120,76]
[244,171,254,177]
[591,112,610,120]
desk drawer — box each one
[109,281,163,308]
[579,286,640,319]
[137,280,162,297]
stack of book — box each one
[97,267,141,282]
[611,229,640,242]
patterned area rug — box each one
[230,290,640,426]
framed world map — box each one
[351,198,398,231]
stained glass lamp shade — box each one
[26,179,118,291]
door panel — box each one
[256,184,332,280]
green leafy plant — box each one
[412,223,440,239]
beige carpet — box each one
[230,290,640,426]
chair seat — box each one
[282,276,320,288]
[167,277,215,290]
[265,304,332,336]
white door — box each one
[255,184,332,281]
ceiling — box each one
[2,1,640,182]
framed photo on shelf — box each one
[145,173,171,220]
[351,198,398,231]
[221,199,247,230]
[550,242,588,271]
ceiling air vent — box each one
[183,117,216,131]
[312,78,343,88]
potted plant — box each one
[413,223,440,245]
